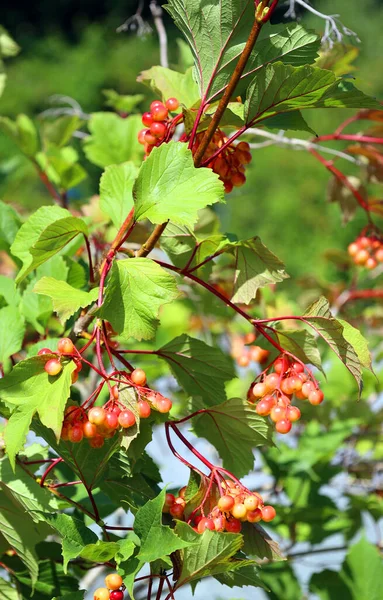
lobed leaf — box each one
[33,277,99,323]
[99,162,138,229]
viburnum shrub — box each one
[0,1,383,599]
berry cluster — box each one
[94,573,124,600]
[248,355,324,434]
[163,481,276,534]
[138,97,180,157]
[192,130,252,193]
[230,332,270,367]
[348,234,383,269]
[38,338,81,382]
[44,359,173,447]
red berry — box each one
[255,397,274,416]
[286,405,301,422]
[88,407,106,425]
[57,338,75,355]
[142,112,153,127]
[358,236,370,249]
[156,397,172,413]
[89,434,104,448]
[144,131,157,146]
[138,129,147,144]
[38,347,53,356]
[111,386,119,400]
[60,423,70,441]
[69,424,83,443]
[224,180,233,194]
[366,257,377,270]
[118,410,136,428]
[270,405,286,423]
[150,121,167,138]
[274,356,289,374]
[302,381,315,398]
[83,421,97,438]
[225,518,242,533]
[170,503,184,518]
[109,592,124,600]
[131,368,147,386]
[375,247,383,262]
[231,172,246,187]
[105,412,119,430]
[275,418,292,434]
[265,373,279,392]
[44,358,62,376]
[292,362,304,374]
[308,389,324,405]
[197,518,215,533]
[178,486,187,499]
[261,505,276,522]
[246,508,262,523]
[151,104,168,121]
[138,400,151,419]
[150,100,163,111]
[354,249,369,265]
[105,573,123,591]
[218,495,235,512]
[164,493,176,508]
[237,141,250,152]
[166,97,179,111]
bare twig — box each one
[150,1,169,68]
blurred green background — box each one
[1,0,383,284]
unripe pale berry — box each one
[105,573,123,591]
[94,588,110,600]
[178,486,187,499]
[57,338,75,355]
[83,421,97,438]
[88,407,106,425]
[261,505,276,522]
[144,131,157,145]
[252,382,266,398]
[270,405,286,422]
[308,389,324,405]
[286,405,301,422]
[131,368,147,386]
[348,242,359,256]
[218,495,235,512]
[265,373,279,392]
[366,257,377,270]
[231,503,247,520]
[244,495,260,511]
[302,381,315,398]
[354,249,369,265]
[118,410,136,428]
[156,397,172,413]
[45,358,62,376]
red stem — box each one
[316,133,383,145]
[83,235,95,284]
[40,458,63,487]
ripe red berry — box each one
[224,180,233,194]
[69,424,83,443]
[261,505,276,522]
[131,368,147,386]
[89,434,105,448]
[236,141,250,152]
[218,495,235,512]
[142,112,154,127]
[255,398,273,416]
[83,421,97,438]
[375,247,383,262]
[156,397,172,413]
[170,503,184,518]
[197,517,215,533]
[225,518,242,533]
[88,407,106,425]
[150,100,163,111]
[302,381,315,398]
[109,592,124,600]
[166,97,179,111]
[105,412,119,430]
[292,361,304,374]
[265,373,279,392]
[118,410,136,428]
[275,418,292,434]
[150,121,167,138]
[57,338,75,355]
[44,358,62,376]
[151,104,168,121]
[144,131,157,146]
[38,347,53,356]
[138,400,151,419]
[60,423,70,441]
[366,257,377,270]
[231,172,246,187]
[164,493,176,508]
[246,508,262,523]
[286,405,301,422]
[138,129,147,144]
[105,573,123,591]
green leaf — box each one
[159,334,235,406]
[15,558,79,598]
[0,114,39,157]
[0,578,19,600]
[83,112,143,168]
[20,281,52,335]
[0,201,21,253]
[41,115,83,148]
[272,329,323,373]
[10,205,70,283]
[310,569,352,600]
[245,63,380,126]
[338,319,372,371]
[263,110,316,134]
[165,1,319,101]
[0,488,52,586]
[214,562,265,589]
[174,521,244,588]
[340,537,383,600]
[260,562,301,600]
[241,522,284,561]
[0,275,21,306]
[43,513,98,572]
[96,258,179,341]
[134,489,191,564]
[193,397,273,477]
[0,356,75,468]
[79,541,120,563]
[0,26,20,57]
[137,66,199,108]
[99,162,138,229]
[0,306,25,364]
[33,277,99,323]
[103,90,145,113]
[133,142,224,228]
[36,146,87,190]
[119,384,141,452]
[303,297,368,396]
